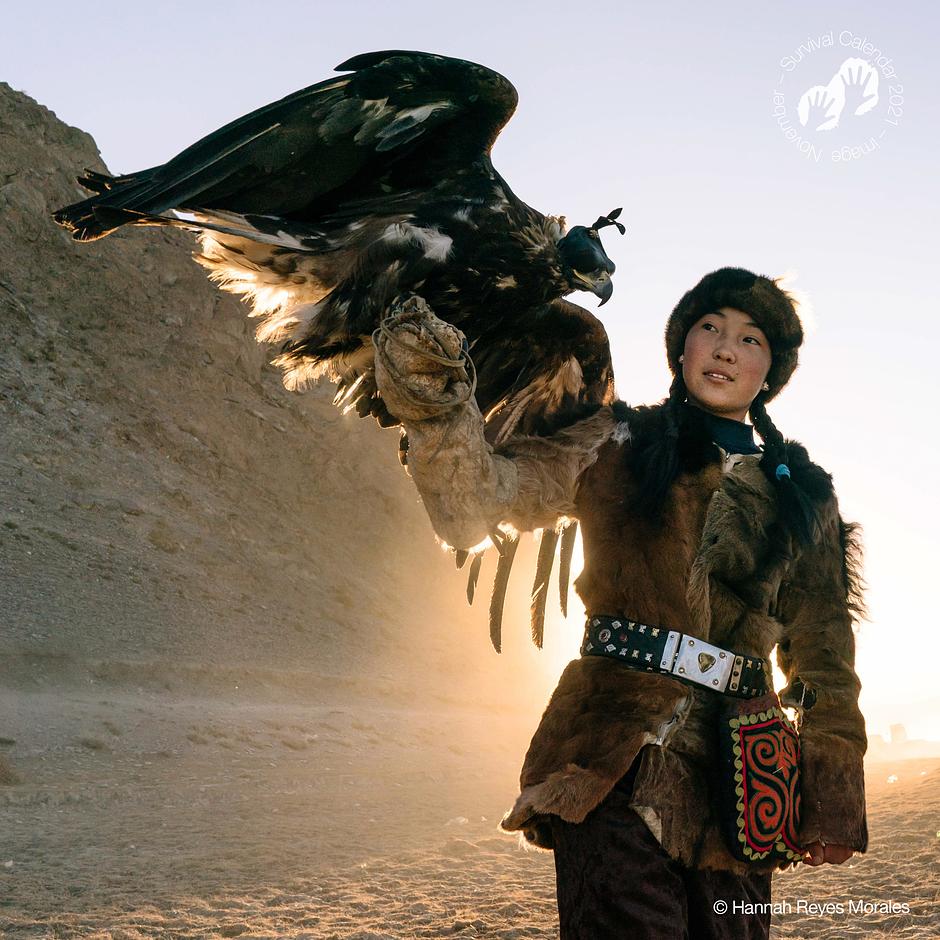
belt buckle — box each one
[669,635,734,691]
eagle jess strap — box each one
[581,615,770,699]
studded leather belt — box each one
[581,615,770,699]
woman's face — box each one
[681,307,772,422]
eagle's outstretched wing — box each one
[54,49,518,239]
[53,50,621,651]
[54,50,619,432]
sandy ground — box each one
[0,682,549,939]
[1,687,939,939]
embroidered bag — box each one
[716,690,804,864]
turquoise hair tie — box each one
[775,463,791,480]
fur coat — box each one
[398,396,868,875]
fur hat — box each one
[665,267,804,401]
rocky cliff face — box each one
[0,82,559,707]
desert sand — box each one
[1,82,938,938]
[1,687,938,938]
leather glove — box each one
[373,295,474,423]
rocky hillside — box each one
[0,82,561,709]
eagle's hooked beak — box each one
[573,269,614,306]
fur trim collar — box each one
[613,399,836,505]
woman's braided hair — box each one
[631,373,687,514]
[748,392,821,546]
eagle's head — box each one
[558,208,624,306]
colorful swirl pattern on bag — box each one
[718,693,805,864]
[737,714,802,859]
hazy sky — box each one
[6,1,939,739]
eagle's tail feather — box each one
[466,553,484,605]
[558,521,578,618]
[529,527,559,649]
[488,533,519,654]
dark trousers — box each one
[550,761,773,939]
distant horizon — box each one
[867,725,940,744]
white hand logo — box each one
[797,57,880,131]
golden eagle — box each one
[53,49,622,649]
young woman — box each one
[374,267,868,939]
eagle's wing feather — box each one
[54,50,518,241]
[475,297,615,445]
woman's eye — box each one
[744,336,762,345]
[702,322,717,331]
